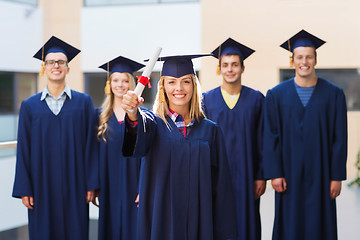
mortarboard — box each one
[33,36,80,62]
[33,36,80,76]
[280,29,326,66]
[99,55,145,95]
[153,53,212,78]
[211,38,255,60]
[99,55,145,75]
[280,29,326,52]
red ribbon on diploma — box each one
[137,76,151,88]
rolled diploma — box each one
[128,47,162,113]
[134,46,162,97]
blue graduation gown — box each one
[263,78,347,240]
[202,86,264,240]
[125,109,237,240]
[12,91,98,240]
[97,109,141,240]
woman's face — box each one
[110,72,130,99]
[163,74,193,112]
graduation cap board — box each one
[280,29,326,66]
[99,55,145,75]
[33,36,80,62]
[211,37,255,61]
[99,55,145,95]
[280,29,326,52]
[33,36,80,76]
[152,53,213,78]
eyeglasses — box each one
[44,60,68,68]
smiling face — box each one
[293,46,317,79]
[163,74,194,113]
[110,72,131,99]
[220,54,244,84]
[44,52,69,82]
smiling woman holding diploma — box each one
[122,54,237,240]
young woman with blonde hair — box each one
[122,54,237,240]
[96,56,144,240]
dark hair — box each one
[219,54,244,68]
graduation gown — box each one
[263,78,347,240]
[12,91,98,240]
[202,86,264,240]
[124,109,237,240]
[97,110,141,240]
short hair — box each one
[292,48,317,61]
[219,53,244,68]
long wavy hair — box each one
[97,72,136,141]
[152,74,205,128]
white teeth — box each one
[174,94,185,98]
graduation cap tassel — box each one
[104,62,111,94]
[216,44,222,75]
[216,65,221,75]
[158,85,166,103]
[40,63,45,76]
[288,40,293,67]
[40,46,45,76]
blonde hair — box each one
[152,74,205,128]
[97,72,136,141]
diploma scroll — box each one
[134,47,162,97]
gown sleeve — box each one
[85,96,99,191]
[330,89,347,181]
[254,94,265,180]
[123,108,156,158]
[12,101,33,198]
[263,90,283,180]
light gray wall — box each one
[0,1,42,72]
[81,2,202,72]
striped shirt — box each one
[167,108,194,137]
[126,109,195,138]
[41,84,72,115]
[294,80,315,107]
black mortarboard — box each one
[211,38,255,60]
[280,29,326,52]
[99,55,145,74]
[154,54,212,78]
[33,36,80,62]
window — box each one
[0,72,37,145]
[84,0,198,7]
[1,0,37,6]
[280,68,360,111]
[0,73,14,113]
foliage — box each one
[348,150,360,187]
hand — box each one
[21,196,34,210]
[135,193,139,208]
[91,189,100,207]
[271,178,287,193]
[254,180,266,199]
[330,181,342,199]
[86,190,97,204]
[122,90,144,121]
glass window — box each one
[0,73,14,114]
[280,68,360,111]
[84,0,197,7]
[1,0,37,6]
[0,72,36,145]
